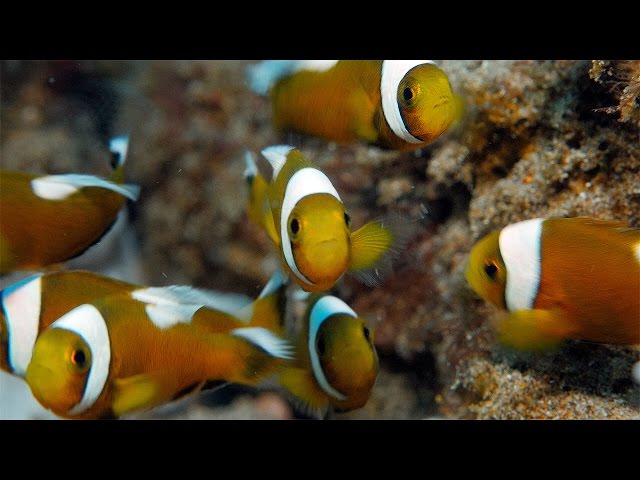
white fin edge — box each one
[231,327,293,360]
[31,174,140,201]
[109,135,130,168]
[132,286,252,314]
[261,145,295,181]
[144,303,203,330]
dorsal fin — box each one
[261,145,295,181]
[31,174,140,201]
[131,285,252,314]
[109,135,130,170]
[245,60,339,96]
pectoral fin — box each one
[112,372,177,417]
[497,309,571,351]
[278,366,329,419]
[349,215,413,286]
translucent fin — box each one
[31,174,140,201]
[349,214,414,287]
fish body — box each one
[464,217,640,350]
[0,136,140,274]
[1,269,291,418]
[244,146,410,292]
[277,294,379,416]
[247,60,462,151]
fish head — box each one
[464,230,507,309]
[26,328,93,415]
[285,193,351,292]
[397,63,462,144]
[313,312,379,411]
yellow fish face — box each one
[286,194,351,292]
[464,231,508,310]
[397,63,460,144]
[313,313,379,411]
[26,328,92,416]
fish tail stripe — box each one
[1,274,43,376]
[31,174,140,201]
[308,296,356,401]
[231,327,294,359]
[108,135,130,169]
[261,145,295,180]
[380,60,434,144]
[499,218,544,311]
[51,304,111,416]
[280,167,342,287]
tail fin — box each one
[108,134,130,184]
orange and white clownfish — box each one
[464,217,640,350]
[246,60,463,151]
[0,270,292,418]
[274,293,379,417]
[244,145,411,292]
[0,135,140,275]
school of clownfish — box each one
[1,60,639,419]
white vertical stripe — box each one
[308,296,356,401]
[50,304,111,416]
[1,274,43,376]
[280,168,341,287]
[499,218,544,311]
[380,60,434,144]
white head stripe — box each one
[280,168,341,286]
[108,135,129,168]
[261,145,295,180]
[308,296,357,401]
[31,174,140,201]
[1,274,43,376]
[380,60,434,144]
[51,304,111,415]
[499,218,544,311]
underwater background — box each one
[0,60,638,420]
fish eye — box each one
[71,349,87,368]
[363,326,371,342]
[403,87,415,102]
[290,218,300,236]
[483,260,499,280]
[344,212,351,228]
[316,333,326,356]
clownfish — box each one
[244,145,411,292]
[0,135,140,275]
[275,293,379,417]
[465,217,640,350]
[0,270,292,418]
[246,60,463,151]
